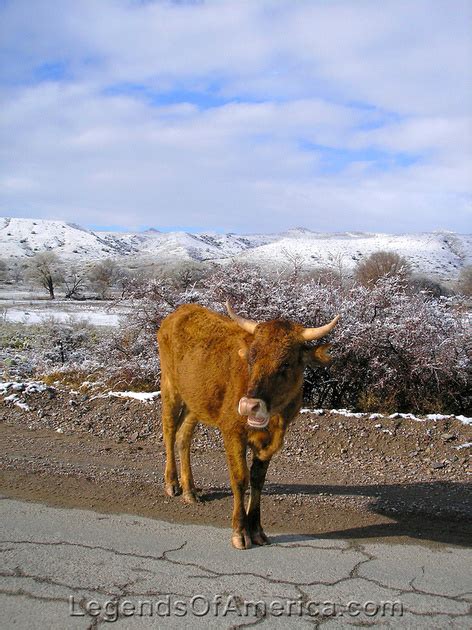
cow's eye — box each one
[280,362,290,374]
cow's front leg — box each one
[223,431,251,550]
[247,456,270,545]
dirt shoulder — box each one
[1,382,471,548]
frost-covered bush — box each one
[94,277,186,390]
[0,317,102,381]
[34,317,100,367]
[10,264,468,411]
[323,280,470,413]
[108,265,471,413]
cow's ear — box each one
[304,343,332,366]
[238,346,248,359]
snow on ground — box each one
[1,299,126,327]
[3,308,120,327]
[2,381,470,426]
[0,381,50,395]
[300,406,472,426]
[456,415,472,426]
[0,381,51,411]
[105,391,160,402]
[0,381,161,405]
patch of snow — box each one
[24,382,49,394]
[426,414,454,420]
[107,391,161,402]
[3,393,30,411]
[389,412,422,421]
[331,408,367,418]
[0,382,24,394]
[0,381,51,395]
[299,407,472,426]
[4,308,120,327]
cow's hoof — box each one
[182,490,201,504]
[232,530,252,550]
[165,482,181,497]
[250,529,270,545]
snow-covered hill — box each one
[1,217,471,281]
[238,230,472,280]
[0,217,269,263]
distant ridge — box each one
[1,217,471,282]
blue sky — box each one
[0,0,471,233]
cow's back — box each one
[158,304,248,424]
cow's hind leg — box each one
[247,456,271,545]
[161,378,185,497]
[222,430,251,550]
[176,413,199,504]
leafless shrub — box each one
[457,265,472,297]
[34,317,99,367]
[9,260,26,284]
[63,266,87,299]
[93,276,184,390]
[355,250,411,287]
[306,266,343,288]
[0,317,100,381]
[87,259,120,299]
[0,258,7,282]
[409,275,448,299]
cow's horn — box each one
[225,301,258,334]
[301,315,340,341]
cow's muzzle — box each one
[238,397,269,429]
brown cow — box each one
[157,301,339,549]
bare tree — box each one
[10,260,25,283]
[326,252,349,289]
[63,266,86,299]
[171,262,207,290]
[355,250,411,287]
[281,248,303,279]
[0,258,7,283]
[88,259,119,299]
[309,266,343,288]
[26,252,63,299]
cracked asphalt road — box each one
[0,498,471,629]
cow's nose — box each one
[238,397,270,429]
[238,397,268,417]
[247,400,260,414]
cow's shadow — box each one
[202,481,472,548]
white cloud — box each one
[0,0,471,232]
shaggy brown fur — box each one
[157,303,334,549]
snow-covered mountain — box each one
[0,217,269,263]
[1,217,471,281]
